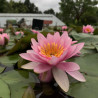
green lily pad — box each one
[93,44,98,52]
[0,79,10,98]
[0,70,35,98]
[68,53,98,76]
[0,54,19,67]
[0,66,6,73]
[81,48,96,55]
[67,75,98,98]
[71,32,92,40]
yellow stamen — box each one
[86,28,91,32]
[40,42,65,58]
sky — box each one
[7,0,61,12]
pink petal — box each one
[39,70,53,82]
[26,50,49,63]
[53,32,61,43]
[57,62,80,71]
[20,51,48,63]
[67,70,86,82]
[59,32,72,49]
[27,51,49,63]
[31,38,39,53]
[37,33,47,46]
[65,43,84,60]
[27,50,34,53]
[34,63,52,73]
[52,67,69,92]
[0,35,4,45]
[47,33,54,43]
[48,56,59,66]
[47,32,60,43]
[2,33,10,40]
[21,62,38,69]
[19,53,34,62]
[71,41,78,44]
[48,50,68,66]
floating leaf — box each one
[0,79,10,98]
[67,75,98,98]
[68,53,98,76]
[0,66,6,73]
[0,54,19,67]
[0,70,35,98]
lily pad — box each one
[0,79,10,98]
[0,54,19,67]
[0,70,35,98]
[67,75,98,98]
[0,66,6,73]
[68,53,98,76]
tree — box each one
[24,0,41,13]
[24,0,31,13]
[44,8,55,15]
[0,0,7,13]
[59,0,98,25]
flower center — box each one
[86,28,91,32]
[40,42,65,57]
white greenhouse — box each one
[0,13,65,27]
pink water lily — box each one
[15,31,24,36]
[0,34,4,45]
[0,33,9,46]
[62,26,68,30]
[2,33,10,41]
[31,30,40,34]
[20,32,86,92]
[83,25,94,34]
[0,28,4,33]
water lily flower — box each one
[83,25,94,34]
[2,33,10,41]
[20,32,86,92]
[62,26,68,30]
[15,31,24,36]
[0,33,9,46]
[31,30,40,34]
[0,34,4,45]
[0,28,4,33]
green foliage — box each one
[72,26,82,33]
[0,0,7,13]
[24,0,41,13]
[0,0,41,13]
[44,8,55,15]
[59,0,98,25]
[93,28,98,35]
[7,34,37,55]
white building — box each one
[0,13,65,27]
